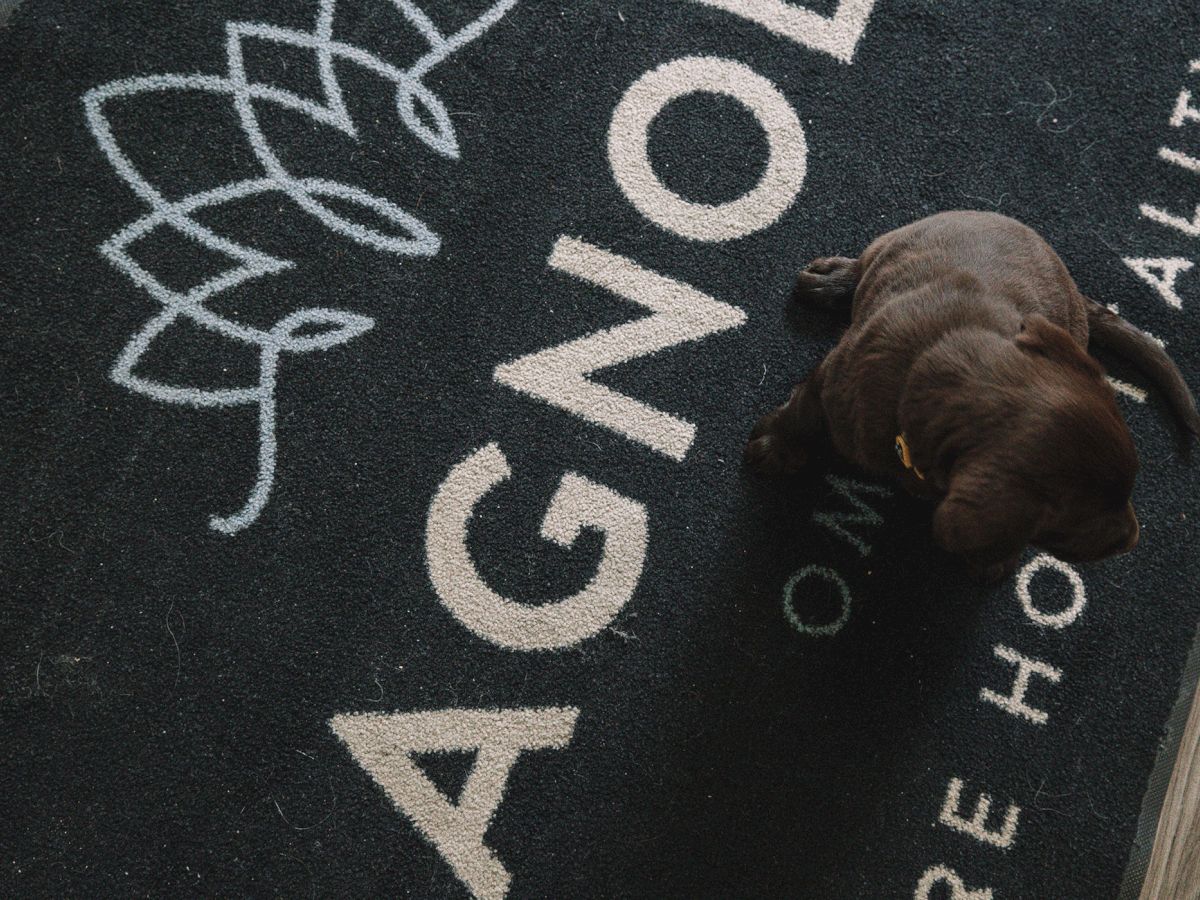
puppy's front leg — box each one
[791,256,860,314]
[744,372,827,475]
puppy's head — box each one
[931,315,1140,567]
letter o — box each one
[607,56,807,242]
[1016,554,1086,629]
[783,565,851,636]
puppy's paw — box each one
[744,432,808,475]
[791,256,858,311]
[804,256,853,276]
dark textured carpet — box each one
[3,1,1200,897]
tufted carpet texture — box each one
[3,1,1200,897]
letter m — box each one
[812,474,890,556]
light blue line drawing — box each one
[83,0,517,533]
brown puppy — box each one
[745,210,1200,580]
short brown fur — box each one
[746,211,1200,580]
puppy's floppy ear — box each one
[932,459,1044,566]
[1016,314,1104,378]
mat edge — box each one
[1118,612,1200,899]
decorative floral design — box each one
[83,0,517,532]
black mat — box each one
[4,1,1200,897]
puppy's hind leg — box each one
[744,372,828,475]
[791,256,860,314]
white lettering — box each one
[980,644,1063,725]
[691,0,878,64]
[1159,146,1200,174]
[938,777,1020,850]
[1016,554,1087,629]
[330,706,579,900]
[1123,256,1193,310]
[1172,88,1200,128]
[915,865,994,900]
[494,237,745,460]
[425,443,648,650]
[1140,200,1200,238]
[607,56,807,242]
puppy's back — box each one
[853,210,1088,342]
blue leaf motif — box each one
[83,0,518,533]
[272,307,376,353]
[397,80,460,159]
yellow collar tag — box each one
[895,433,926,480]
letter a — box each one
[330,707,580,900]
[1123,257,1193,310]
